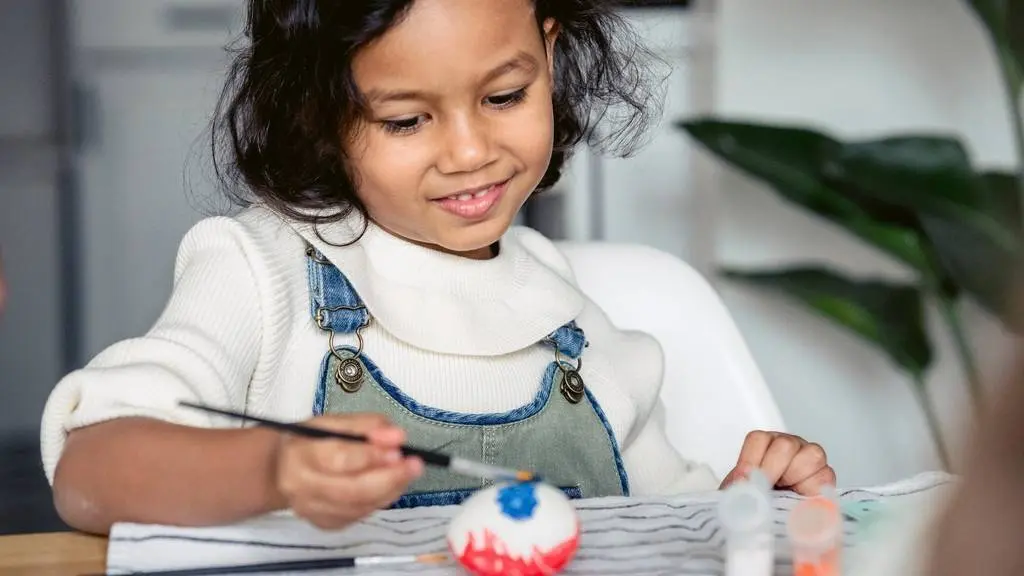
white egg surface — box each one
[446,481,580,576]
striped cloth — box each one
[105,472,955,575]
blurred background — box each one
[1,0,1022,535]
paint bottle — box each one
[787,486,842,576]
[718,469,774,576]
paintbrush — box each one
[84,552,450,576]
[179,401,539,483]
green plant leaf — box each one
[829,136,1020,253]
[918,170,1024,332]
[679,119,933,273]
[722,266,933,377]
[978,170,1023,230]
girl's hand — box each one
[274,413,423,530]
[719,430,836,496]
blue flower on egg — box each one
[496,482,539,521]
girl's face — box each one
[347,0,558,259]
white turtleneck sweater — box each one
[40,206,718,496]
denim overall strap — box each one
[306,245,368,333]
[305,245,630,507]
[546,320,586,358]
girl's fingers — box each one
[307,457,423,511]
[292,497,372,530]
[723,431,836,495]
[789,466,837,496]
[759,434,804,486]
[306,440,384,474]
[718,463,753,489]
[366,426,407,447]
[778,442,830,489]
[735,431,775,472]
[344,457,424,508]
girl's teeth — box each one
[448,187,492,201]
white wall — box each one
[711,0,1022,485]
[555,5,718,274]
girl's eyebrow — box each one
[365,51,539,105]
[480,51,539,85]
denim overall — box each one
[305,245,630,508]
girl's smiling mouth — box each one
[432,178,511,220]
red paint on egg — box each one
[452,526,580,576]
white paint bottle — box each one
[718,469,775,576]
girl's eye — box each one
[378,89,526,134]
[485,88,528,109]
[380,115,425,135]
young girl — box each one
[43,0,835,535]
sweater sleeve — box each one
[586,306,720,496]
[621,400,720,495]
[39,216,268,485]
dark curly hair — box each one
[211,0,665,225]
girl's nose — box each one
[438,115,495,174]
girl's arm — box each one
[53,412,420,534]
[52,418,285,534]
[44,215,421,534]
[42,216,284,531]
[620,401,720,495]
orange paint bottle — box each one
[787,489,842,576]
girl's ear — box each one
[542,18,560,77]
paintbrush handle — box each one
[179,402,451,467]
[87,557,356,576]
[86,554,449,576]
[395,444,450,467]
[179,402,364,441]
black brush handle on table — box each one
[83,552,450,576]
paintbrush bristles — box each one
[449,457,540,484]
[418,553,451,564]
[358,553,450,566]
[353,552,450,567]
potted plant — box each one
[676,0,1024,470]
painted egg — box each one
[446,481,580,576]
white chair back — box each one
[556,241,786,480]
